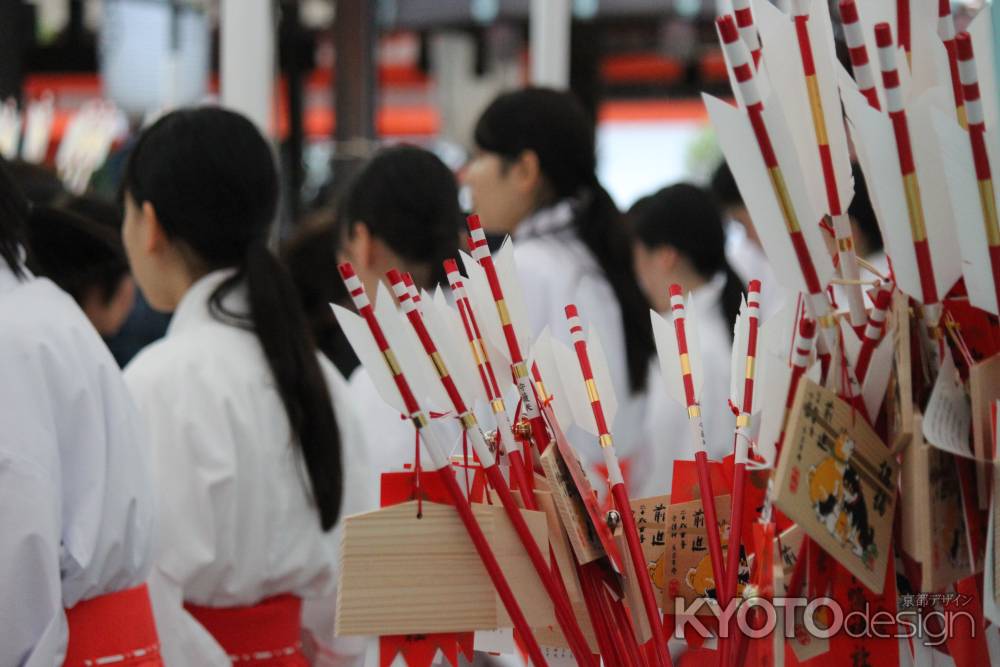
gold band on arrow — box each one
[979,179,1000,245]
[903,173,928,243]
[805,75,829,146]
[767,167,801,233]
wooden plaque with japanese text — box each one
[773,380,898,593]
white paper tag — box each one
[473,628,515,655]
[923,352,973,458]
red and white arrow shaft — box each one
[956,33,1000,308]
[875,22,940,308]
[387,269,594,667]
[791,1,866,327]
[855,286,893,383]
[667,284,729,606]
[939,0,967,128]
[467,215,552,455]
[337,262,548,667]
[840,0,881,110]
[566,304,671,667]
[731,0,761,68]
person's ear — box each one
[140,201,169,255]
[512,149,542,194]
[655,245,680,274]
[347,222,375,270]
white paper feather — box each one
[908,0,951,100]
[705,92,834,294]
[331,303,405,414]
[969,5,999,133]
[863,331,895,420]
[754,350,793,468]
[759,297,801,360]
[530,328,573,429]
[459,250,512,365]
[909,89,964,298]
[374,281,451,413]
[684,293,705,401]
[841,75,924,301]
[651,309,686,407]
[753,0,853,216]
[494,238,534,352]
[586,325,618,427]
[422,289,487,407]
[551,332,599,435]
[930,106,1000,315]
[730,297,749,409]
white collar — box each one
[166,268,244,336]
[513,199,576,240]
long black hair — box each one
[0,157,30,277]
[338,144,461,289]
[123,107,342,530]
[474,87,655,394]
[629,183,744,334]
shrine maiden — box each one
[464,88,657,493]
[337,145,463,476]
[0,159,160,664]
[629,183,738,494]
[120,108,373,665]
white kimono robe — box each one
[124,270,375,665]
[0,263,156,666]
[511,201,654,496]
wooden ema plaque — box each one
[773,380,898,593]
[900,414,973,591]
[886,291,915,452]
[657,495,736,615]
[335,500,554,636]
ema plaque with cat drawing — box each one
[773,380,898,593]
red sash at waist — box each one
[64,583,162,666]
[185,594,307,665]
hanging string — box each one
[413,426,422,519]
[461,429,471,498]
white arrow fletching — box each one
[331,303,406,414]
[754,350,793,468]
[374,281,451,413]
[841,74,924,302]
[422,289,487,407]
[459,250,512,365]
[530,328,573,429]
[754,0,853,215]
[494,237,534,351]
[863,331,895,420]
[551,333,598,435]
[909,90,964,298]
[705,92,833,294]
[587,325,617,427]
[684,293,705,402]
[730,297,749,409]
[931,108,999,315]
[969,5,999,132]
[651,309,687,407]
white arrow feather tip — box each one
[330,303,406,414]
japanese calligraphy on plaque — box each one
[629,494,670,593]
[773,380,898,593]
[659,494,738,615]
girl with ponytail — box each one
[464,87,657,494]
[628,183,740,489]
[121,107,373,665]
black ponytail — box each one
[630,182,743,334]
[0,157,29,277]
[124,107,342,530]
[475,88,655,393]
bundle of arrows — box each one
[330,1,1000,665]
